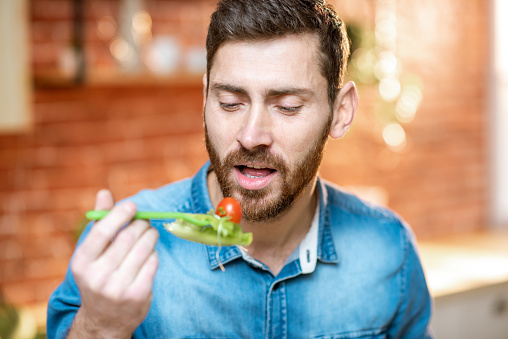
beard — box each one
[205,116,332,223]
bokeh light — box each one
[110,37,134,64]
[395,84,423,123]
[379,77,401,101]
[97,16,117,40]
[382,122,406,150]
[132,10,152,40]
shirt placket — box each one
[266,281,288,339]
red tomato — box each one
[216,197,242,224]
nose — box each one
[236,104,273,151]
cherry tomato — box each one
[216,197,242,224]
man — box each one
[47,0,433,338]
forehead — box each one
[209,33,325,91]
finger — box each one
[94,189,114,211]
[79,201,138,260]
[97,219,151,272]
[114,227,159,286]
[125,251,159,301]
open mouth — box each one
[237,165,276,178]
[234,164,277,190]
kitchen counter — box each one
[418,228,508,298]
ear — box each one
[202,73,208,109]
[329,81,358,139]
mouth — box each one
[237,164,276,178]
[234,164,277,190]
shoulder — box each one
[323,179,411,235]
[321,179,417,269]
[323,180,403,224]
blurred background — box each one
[1,0,507,338]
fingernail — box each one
[97,189,108,198]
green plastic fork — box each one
[85,210,212,227]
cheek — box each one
[205,111,237,155]
[278,119,328,162]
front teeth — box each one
[240,165,270,179]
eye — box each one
[220,102,241,112]
[278,105,302,114]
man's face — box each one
[204,33,333,222]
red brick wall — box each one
[0,0,489,308]
[323,0,489,239]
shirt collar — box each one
[189,162,243,270]
[190,161,215,215]
[190,162,339,270]
[316,178,340,264]
[298,197,320,273]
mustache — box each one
[221,146,288,175]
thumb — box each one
[94,189,115,210]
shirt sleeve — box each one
[45,191,160,339]
[388,226,434,339]
[46,267,81,339]
[46,222,94,339]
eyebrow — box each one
[266,87,314,98]
[210,83,248,96]
[211,82,314,98]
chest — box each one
[134,255,400,339]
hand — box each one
[69,189,159,339]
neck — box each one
[207,170,318,275]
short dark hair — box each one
[206,0,350,106]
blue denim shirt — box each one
[47,162,433,339]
